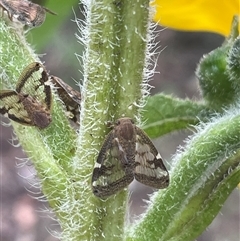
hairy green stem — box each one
[0,20,77,223]
[72,0,151,240]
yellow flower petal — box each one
[151,0,240,36]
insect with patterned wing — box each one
[92,117,169,198]
[0,62,52,129]
[50,75,81,124]
[0,0,56,28]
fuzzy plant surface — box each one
[0,1,239,241]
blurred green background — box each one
[30,0,84,88]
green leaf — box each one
[142,94,211,138]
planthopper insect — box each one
[0,0,56,28]
[92,117,169,198]
[0,62,52,129]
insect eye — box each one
[93,189,100,196]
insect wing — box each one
[92,130,134,199]
[16,62,52,111]
[134,127,169,189]
[19,94,51,129]
[0,90,32,125]
[50,76,81,123]
[0,0,19,17]
[50,76,81,105]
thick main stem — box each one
[72,0,151,240]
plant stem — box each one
[72,0,152,240]
[0,19,77,226]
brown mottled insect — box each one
[0,62,52,129]
[50,75,81,123]
[0,0,56,28]
[92,117,169,198]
